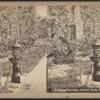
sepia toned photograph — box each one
[0,1,100,99]
[0,5,47,94]
[47,5,100,93]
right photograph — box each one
[47,5,100,93]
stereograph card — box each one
[0,1,98,99]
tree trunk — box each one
[74,5,84,40]
[35,6,48,17]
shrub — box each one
[47,37,76,65]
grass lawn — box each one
[48,55,92,89]
[0,39,47,76]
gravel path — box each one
[13,54,47,93]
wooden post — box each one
[4,76,9,89]
[79,67,84,87]
[0,62,3,89]
[85,64,92,87]
[4,65,12,89]
[85,74,90,87]
[0,73,2,89]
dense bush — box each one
[76,38,94,57]
[0,7,48,56]
[47,37,76,65]
[0,7,48,75]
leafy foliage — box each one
[47,6,76,65]
[0,6,48,75]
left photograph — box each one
[0,6,48,93]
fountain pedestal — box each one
[9,42,21,83]
[90,41,100,82]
